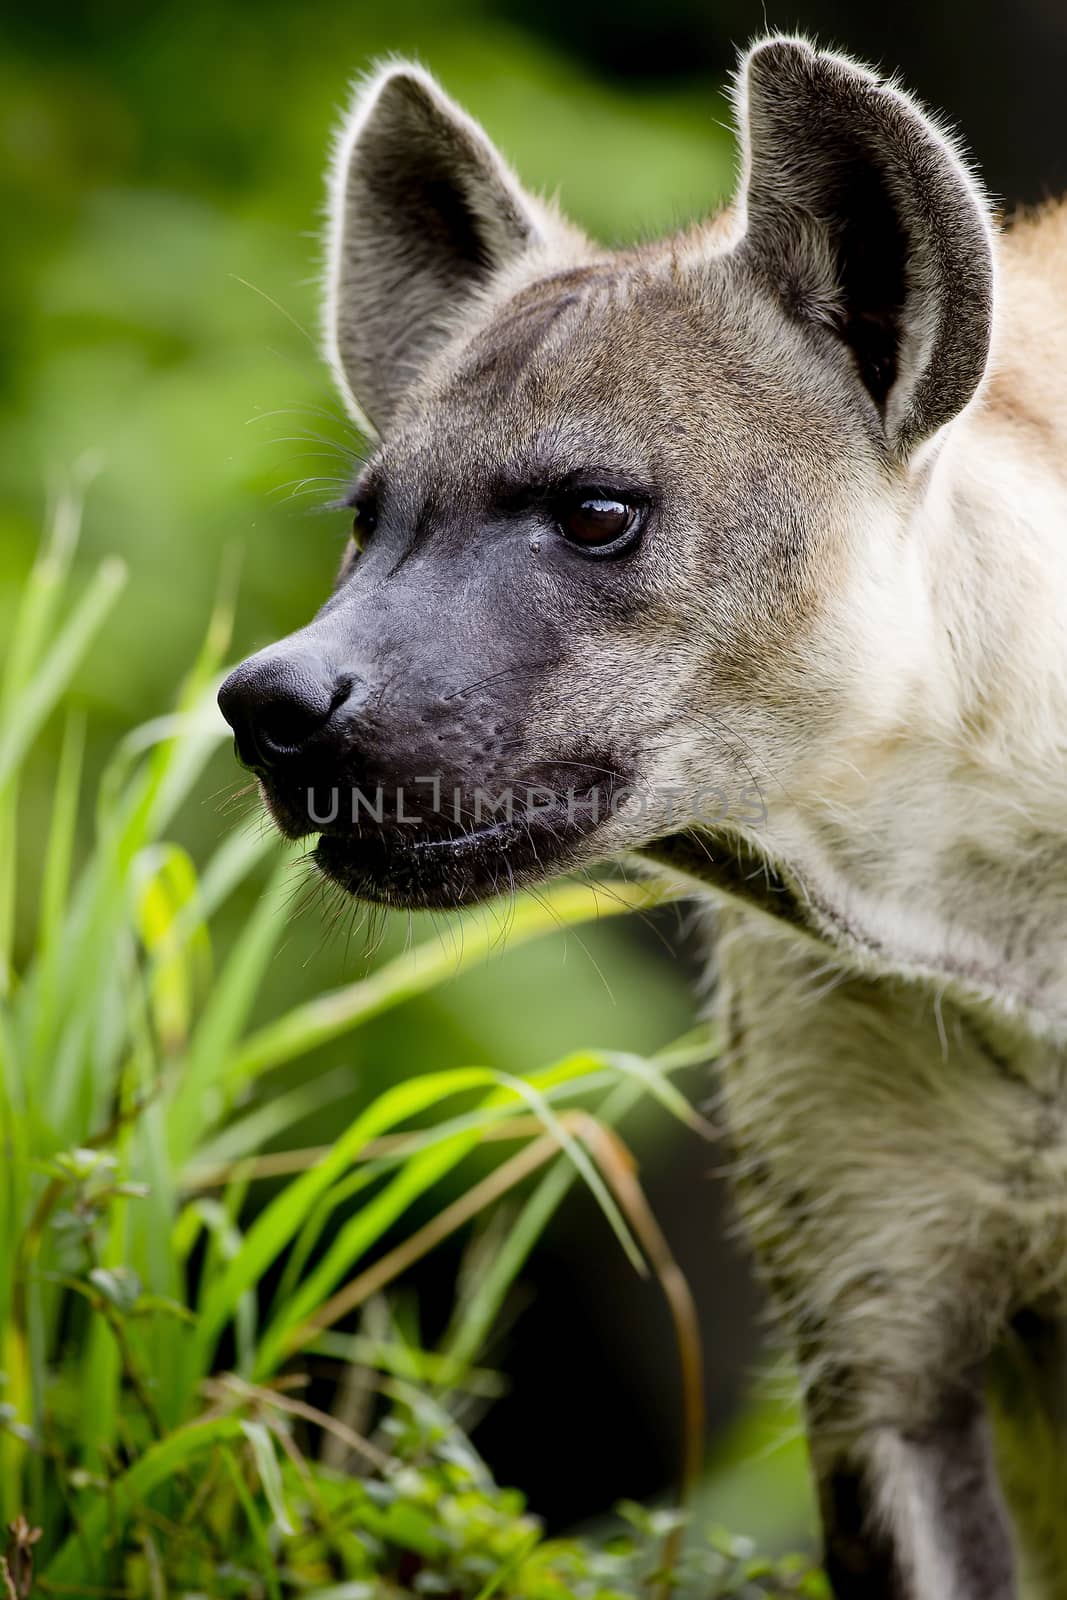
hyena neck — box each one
[657,402,1067,1039]
[801,408,1067,1033]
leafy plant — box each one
[186,1391,827,1600]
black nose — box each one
[218,649,350,770]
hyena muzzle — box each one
[218,35,1067,1600]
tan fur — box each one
[987,201,1067,446]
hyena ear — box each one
[326,63,582,432]
[734,37,996,459]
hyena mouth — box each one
[310,780,617,909]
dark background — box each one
[502,0,1067,208]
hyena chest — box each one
[715,910,1067,1351]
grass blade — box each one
[0,557,126,794]
[240,1418,293,1536]
[224,879,672,1087]
[193,1068,498,1369]
[43,1415,247,1586]
[167,844,300,1165]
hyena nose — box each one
[217,649,352,770]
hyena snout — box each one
[217,633,537,844]
[218,646,356,774]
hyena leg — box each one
[806,1375,1016,1600]
[809,1445,898,1599]
[714,911,1027,1600]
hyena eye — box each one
[555,494,639,551]
[351,499,378,551]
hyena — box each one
[217,35,1067,1600]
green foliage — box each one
[200,1396,829,1600]
[0,0,735,797]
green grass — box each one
[0,493,822,1596]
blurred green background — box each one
[23,0,1061,1561]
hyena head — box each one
[218,37,995,912]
